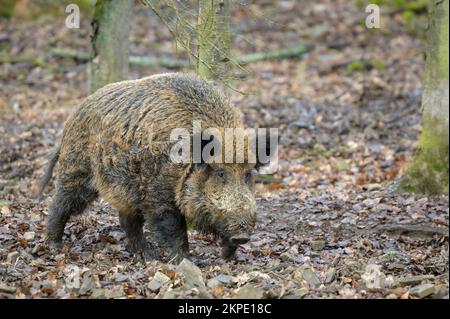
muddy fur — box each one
[39,73,259,262]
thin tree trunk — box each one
[399,0,449,194]
[197,0,231,81]
[90,0,133,93]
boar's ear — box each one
[255,128,279,171]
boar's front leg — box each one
[150,207,189,264]
[119,211,156,260]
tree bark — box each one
[399,0,449,194]
[90,0,133,93]
[197,0,231,81]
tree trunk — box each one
[399,0,449,194]
[197,0,231,81]
[90,0,133,93]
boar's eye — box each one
[215,168,226,182]
[245,169,256,183]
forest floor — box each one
[0,1,448,299]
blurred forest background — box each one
[0,0,448,299]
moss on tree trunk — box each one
[399,0,449,195]
[90,0,133,93]
[0,0,15,17]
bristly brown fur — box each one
[41,73,257,263]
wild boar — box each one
[39,73,273,262]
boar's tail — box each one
[36,145,61,199]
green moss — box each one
[354,0,382,6]
[355,0,427,12]
[0,0,15,17]
[345,59,386,72]
[11,0,96,20]
[401,10,415,29]
[33,58,45,67]
[346,60,365,73]
[370,58,386,70]
[399,1,449,195]
[400,114,449,194]
[436,2,449,79]
[399,0,428,13]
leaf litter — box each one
[0,0,448,299]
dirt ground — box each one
[0,0,448,299]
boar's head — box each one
[179,162,257,259]
[176,128,277,259]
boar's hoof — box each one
[167,251,189,264]
[127,241,157,260]
[46,239,63,253]
[141,248,158,261]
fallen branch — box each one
[49,44,311,69]
[50,47,190,69]
[2,45,311,70]
[49,48,91,61]
[0,54,64,71]
[235,44,311,65]
[0,54,42,65]
[368,223,449,239]
[129,55,190,68]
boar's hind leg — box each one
[46,185,98,252]
[151,209,189,264]
[119,211,156,260]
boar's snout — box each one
[229,233,250,245]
